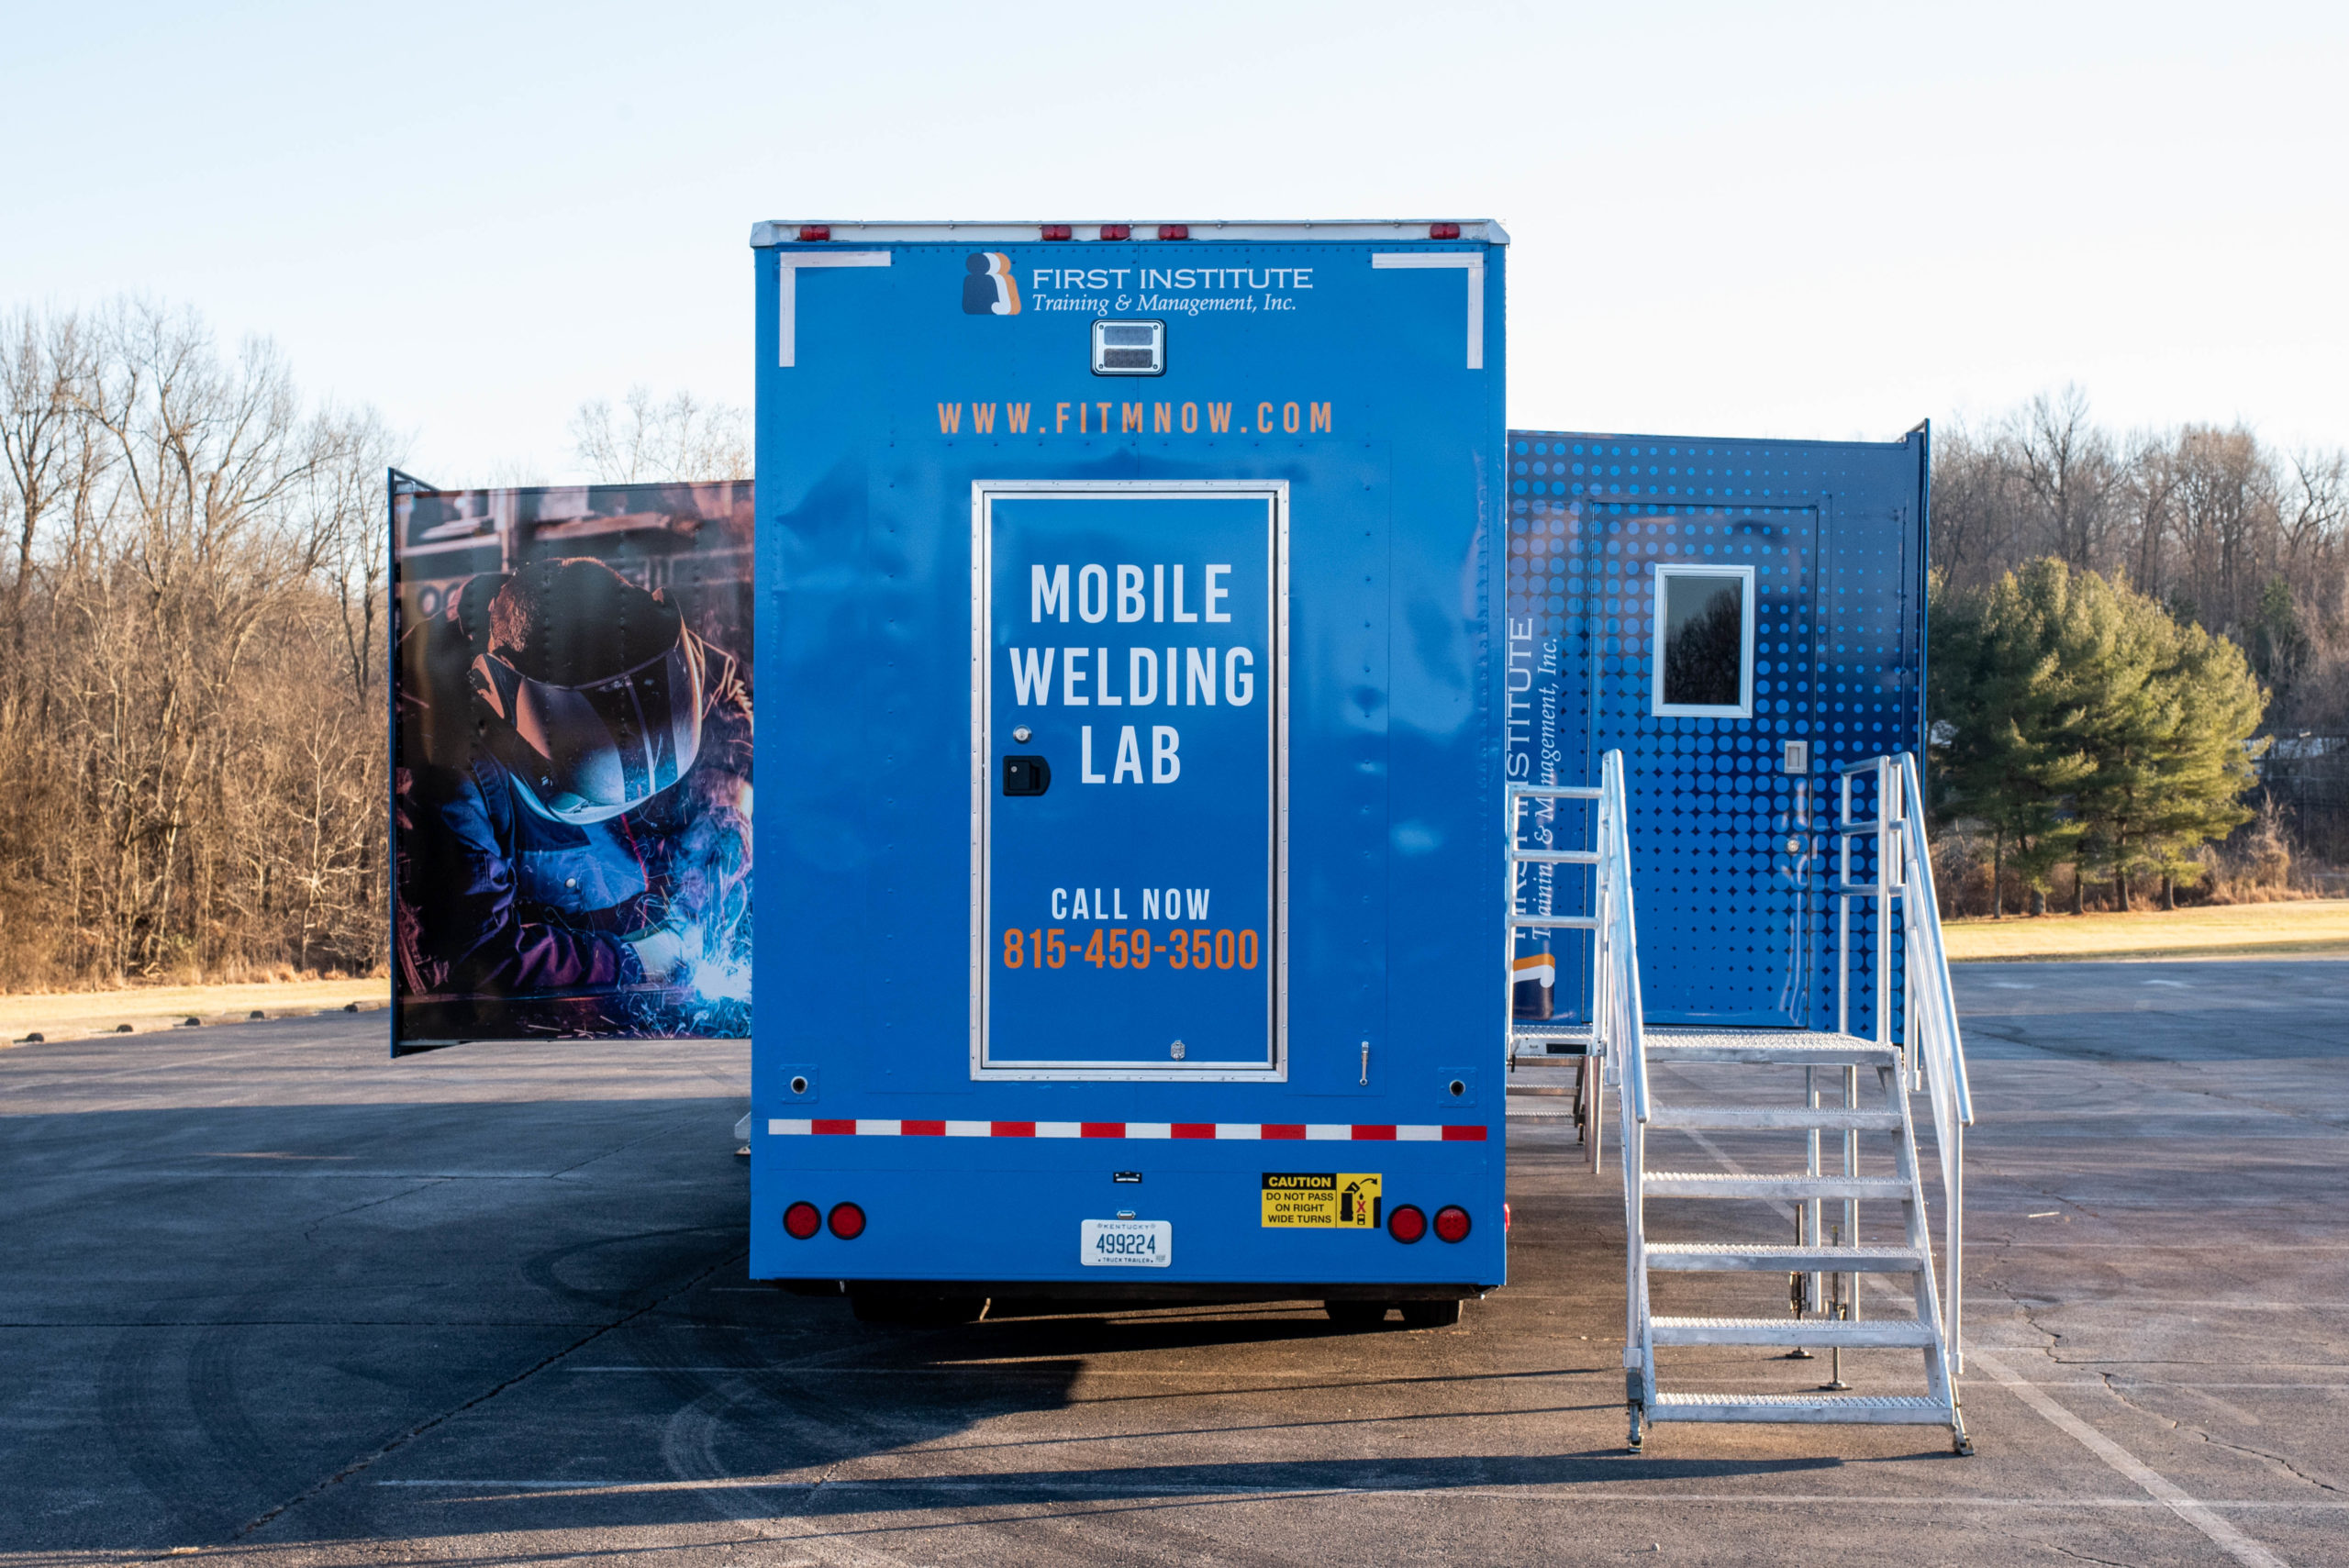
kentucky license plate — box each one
[1080,1218,1173,1268]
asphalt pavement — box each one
[2,960,2343,1565]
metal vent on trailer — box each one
[1091,319,1165,376]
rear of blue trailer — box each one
[751,221,1509,1307]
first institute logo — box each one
[963,252,1021,316]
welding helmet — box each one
[462,559,707,825]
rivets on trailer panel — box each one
[1013,726,1031,743]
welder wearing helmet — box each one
[394,556,750,1000]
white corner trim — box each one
[776,252,891,368]
[1371,252,1485,369]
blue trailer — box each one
[745,217,1975,1451]
[751,221,1508,1316]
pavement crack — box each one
[2052,1545,2144,1568]
[232,1245,749,1539]
[2096,1372,2344,1495]
[298,1180,445,1245]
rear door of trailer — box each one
[751,222,1508,1296]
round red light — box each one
[1041,224,1073,241]
[1429,221,1461,239]
[1387,1204,1427,1244]
[1433,1205,1472,1243]
[1100,224,1131,240]
[796,225,830,242]
[783,1200,820,1240]
[828,1202,866,1240]
[1157,224,1189,240]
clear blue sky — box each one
[6,1,2344,482]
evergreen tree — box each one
[1931,560,2265,914]
[2143,618,2263,905]
[2064,569,2264,909]
[1929,566,2090,916]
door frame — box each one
[966,479,1292,1081]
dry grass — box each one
[1,978,389,1043]
[1942,898,2349,962]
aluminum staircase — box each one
[1507,752,1974,1453]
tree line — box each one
[1928,390,2345,913]
[0,303,393,987]
[0,300,752,991]
[3,305,2335,980]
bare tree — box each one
[0,299,393,987]
[2011,385,2124,573]
[571,386,750,484]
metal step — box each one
[1646,1041,1898,1067]
[1642,1172,1911,1202]
[1649,1391,1953,1425]
[1644,1242,1927,1273]
[1647,1105,1902,1132]
[1648,1315,1936,1348]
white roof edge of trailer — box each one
[749,220,1509,246]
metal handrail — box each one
[1503,755,1646,1172]
[1590,749,1653,1417]
[1594,750,1649,1127]
[1831,751,1975,1373]
[1890,751,1974,1371]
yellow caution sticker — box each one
[1260,1172,1382,1228]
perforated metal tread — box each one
[1650,1392,1952,1424]
[1643,1172,1910,1201]
[1648,1104,1904,1131]
[1643,1030,1899,1066]
[1644,1241,1927,1273]
[1648,1315,1935,1347]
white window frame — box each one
[1651,563,1756,719]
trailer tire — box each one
[1398,1299,1463,1329]
[851,1294,987,1327]
[1322,1300,1391,1328]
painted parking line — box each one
[1671,1125,2297,1568]
[1971,1350,2289,1568]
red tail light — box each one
[828,1201,866,1240]
[1157,224,1189,240]
[1100,224,1131,240]
[783,1200,820,1239]
[796,225,830,242]
[1041,224,1073,240]
[1434,1205,1472,1243]
[1387,1204,1427,1244]
[1429,222,1460,239]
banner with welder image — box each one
[389,479,752,1048]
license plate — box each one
[1080,1218,1173,1268]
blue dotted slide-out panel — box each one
[1504,429,1925,1034]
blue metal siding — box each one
[1504,430,1926,1035]
[754,238,1508,1288]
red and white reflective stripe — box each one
[765,1118,1486,1142]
